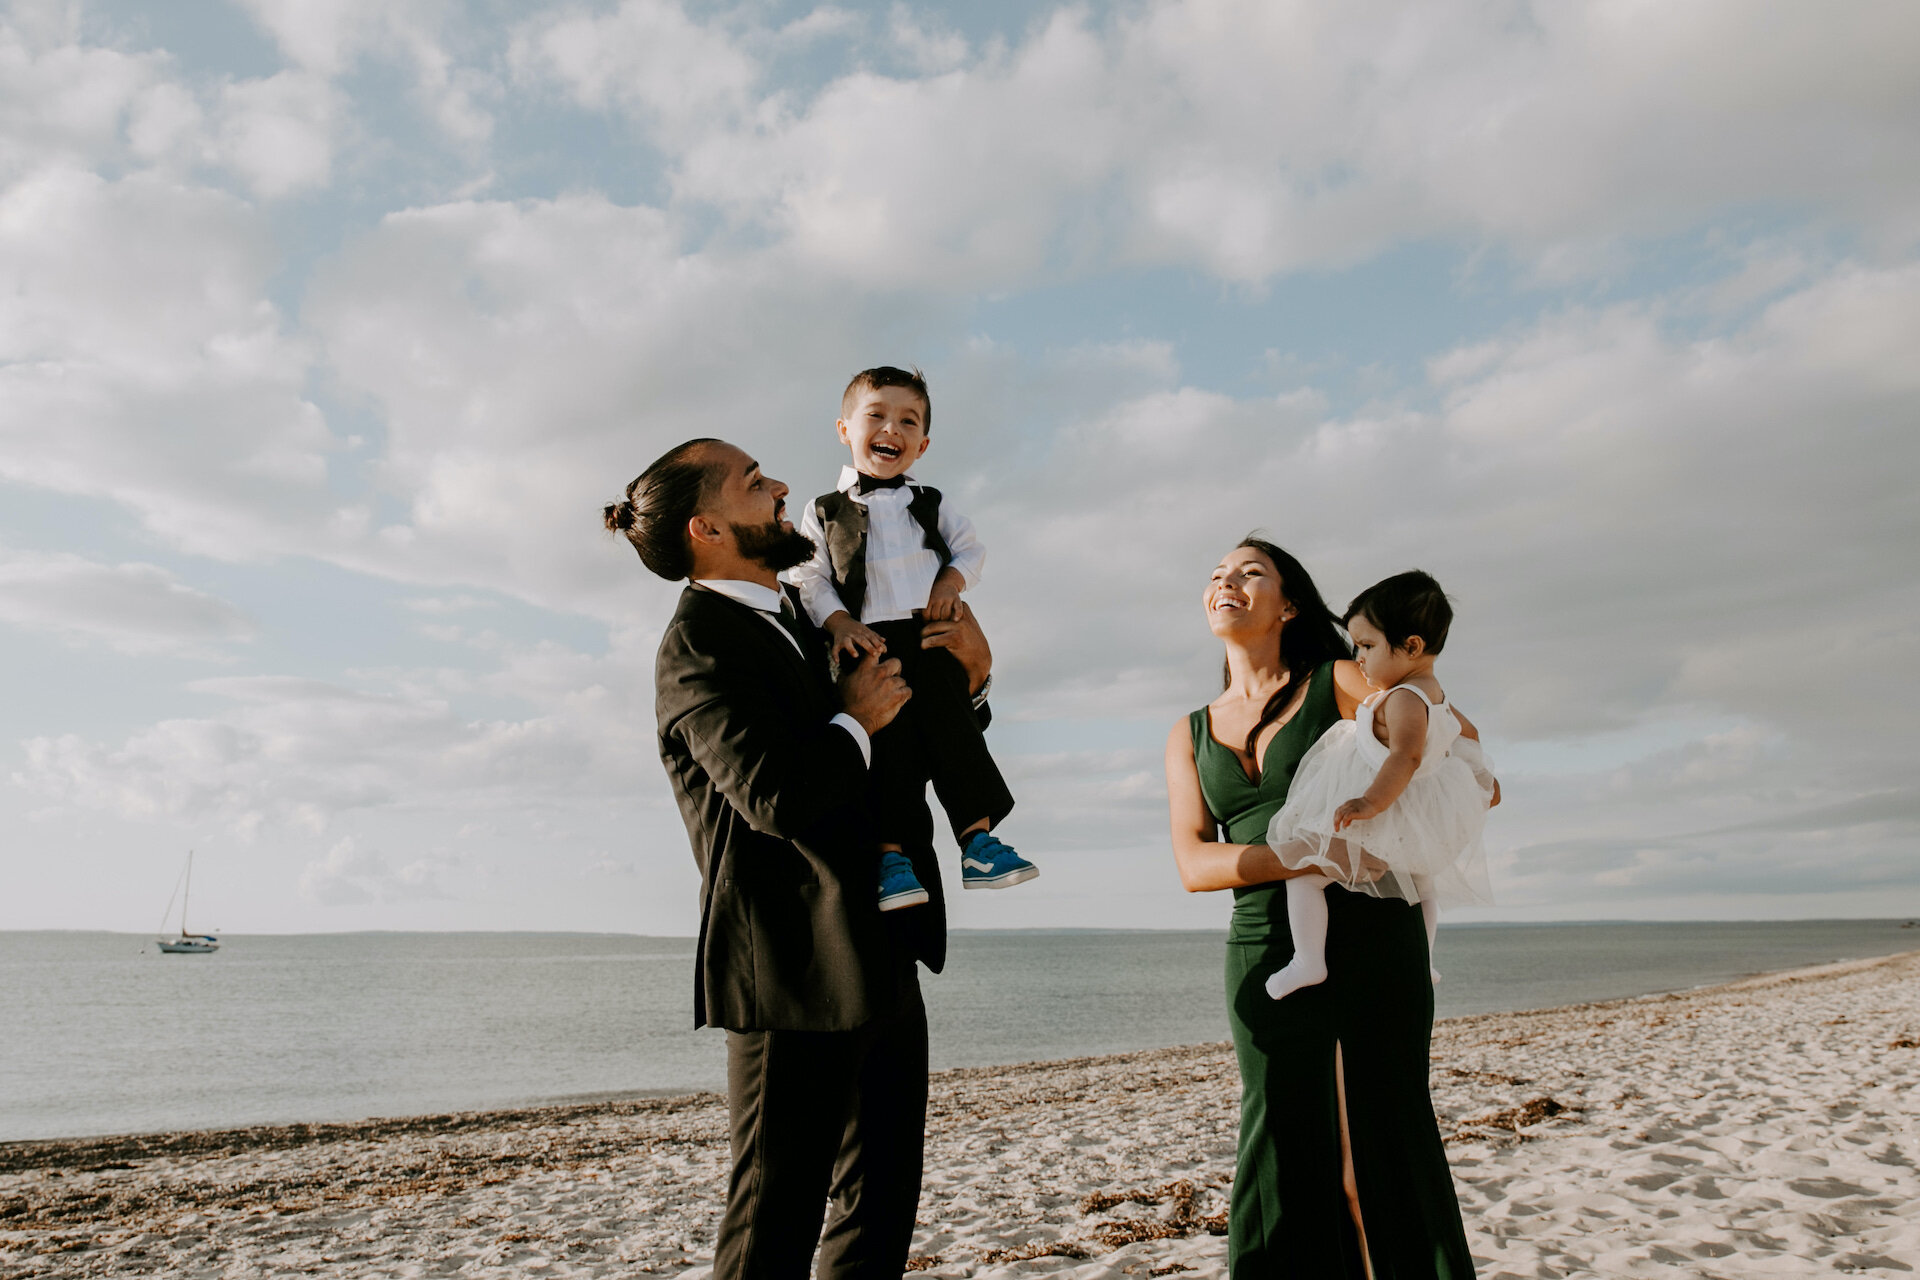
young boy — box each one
[787,366,1037,910]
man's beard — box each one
[731,519,816,573]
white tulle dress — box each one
[1266,684,1495,907]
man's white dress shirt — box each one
[693,578,870,766]
[787,466,986,627]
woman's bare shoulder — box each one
[1330,659,1370,716]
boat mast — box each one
[180,849,193,938]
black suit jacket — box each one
[655,584,951,1031]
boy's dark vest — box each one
[814,486,951,622]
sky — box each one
[2,0,1917,936]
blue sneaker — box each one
[960,830,1038,890]
[877,851,930,912]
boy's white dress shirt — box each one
[787,466,986,627]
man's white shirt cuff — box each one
[829,713,871,767]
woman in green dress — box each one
[1164,537,1477,1278]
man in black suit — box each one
[606,436,993,1280]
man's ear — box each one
[688,513,725,547]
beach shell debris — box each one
[3,950,1918,1278]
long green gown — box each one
[1189,661,1474,1278]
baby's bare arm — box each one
[1334,689,1429,830]
[1450,704,1501,807]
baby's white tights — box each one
[1265,872,1445,1001]
[1265,875,1333,1000]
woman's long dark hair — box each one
[1225,536,1353,760]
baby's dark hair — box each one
[1344,570,1453,655]
[842,366,931,432]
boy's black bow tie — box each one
[855,472,908,494]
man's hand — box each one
[824,610,887,666]
[839,650,911,735]
[923,568,966,622]
[920,599,992,696]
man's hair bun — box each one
[603,499,637,533]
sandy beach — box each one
[4,949,1917,1279]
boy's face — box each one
[838,385,930,480]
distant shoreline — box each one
[8,946,1913,1163]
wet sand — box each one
[4,950,1918,1278]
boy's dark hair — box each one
[842,366,932,432]
[603,438,725,581]
[1344,569,1453,655]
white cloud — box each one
[4,0,1920,926]
[0,548,255,656]
[14,632,667,840]
[299,834,454,905]
[401,594,497,615]
[583,852,636,877]
[0,15,348,196]
[675,9,1120,285]
[0,17,172,178]
[887,5,968,75]
[22,249,1912,909]
[125,80,206,166]
[232,0,388,77]
[231,0,494,146]
[971,260,1920,738]
[867,257,1916,912]
[510,0,757,138]
[0,164,337,559]
[298,190,957,620]
[653,0,1920,284]
[212,70,337,198]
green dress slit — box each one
[1190,661,1474,1279]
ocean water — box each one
[2,921,1915,1143]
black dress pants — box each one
[715,969,929,1280]
[867,618,1015,844]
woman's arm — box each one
[1165,720,1305,892]
[1330,658,1371,719]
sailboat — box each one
[155,850,220,954]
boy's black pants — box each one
[867,618,1015,844]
